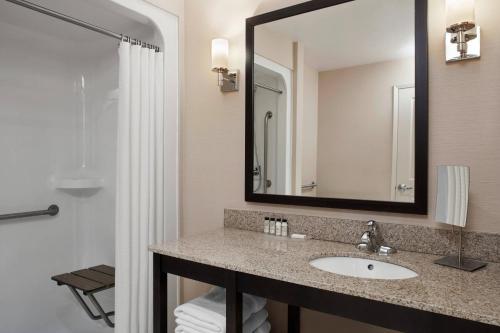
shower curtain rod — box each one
[4,0,160,51]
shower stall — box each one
[253,55,292,195]
[0,0,179,332]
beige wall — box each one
[179,0,500,332]
[317,58,414,200]
[255,26,294,69]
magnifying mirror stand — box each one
[434,226,487,272]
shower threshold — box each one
[52,265,115,328]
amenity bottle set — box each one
[263,217,288,236]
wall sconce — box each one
[211,38,239,92]
[445,0,480,62]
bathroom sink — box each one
[310,256,418,280]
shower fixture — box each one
[50,75,104,191]
[263,111,273,194]
[253,135,262,192]
[252,165,262,192]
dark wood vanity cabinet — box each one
[153,253,499,333]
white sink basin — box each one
[310,256,418,280]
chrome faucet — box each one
[356,220,396,255]
[356,220,379,253]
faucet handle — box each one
[360,231,372,243]
[378,245,397,256]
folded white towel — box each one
[174,287,266,333]
[175,309,269,333]
[175,322,271,333]
[254,321,271,333]
[175,308,268,333]
[174,324,198,333]
[244,308,268,333]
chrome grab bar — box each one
[255,83,283,94]
[263,111,273,194]
[301,182,317,191]
[0,205,59,221]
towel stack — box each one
[174,287,270,333]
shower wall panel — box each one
[0,8,151,332]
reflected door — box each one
[392,85,415,202]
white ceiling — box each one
[260,0,415,71]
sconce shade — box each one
[211,38,229,70]
[435,166,469,227]
[446,0,475,28]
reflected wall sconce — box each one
[211,38,239,92]
[445,0,480,62]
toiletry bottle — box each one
[269,218,276,235]
[281,219,288,237]
[264,217,270,234]
[276,218,282,236]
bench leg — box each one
[67,287,114,327]
[88,294,115,327]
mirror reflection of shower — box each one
[253,57,292,195]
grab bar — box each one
[0,205,59,221]
[263,111,273,194]
[255,83,283,94]
[301,182,317,191]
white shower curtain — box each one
[115,41,165,333]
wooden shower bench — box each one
[52,265,115,327]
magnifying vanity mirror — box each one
[245,0,428,214]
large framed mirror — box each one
[245,0,428,214]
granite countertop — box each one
[149,228,500,327]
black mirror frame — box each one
[245,0,428,214]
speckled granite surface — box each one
[224,209,500,263]
[150,228,500,327]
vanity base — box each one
[153,253,499,333]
